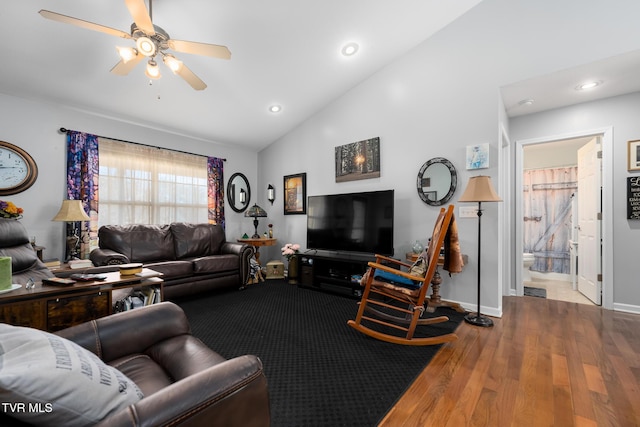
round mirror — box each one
[416,157,457,206]
[227,173,251,213]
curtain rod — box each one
[58,127,226,161]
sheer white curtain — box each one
[98,138,208,227]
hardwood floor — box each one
[379,296,640,427]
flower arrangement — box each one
[0,200,24,219]
[281,243,300,260]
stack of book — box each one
[43,258,61,269]
[68,259,94,269]
[113,287,161,313]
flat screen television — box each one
[307,189,394,256]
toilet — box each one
[522,253,535,282]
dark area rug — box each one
[524,286,547,298]
[175,281,464,427]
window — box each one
[98,138,208,226]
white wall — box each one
[3,0,640,314]
[0,93,258,262]
[258,0,640,315]
[509,92,640,310]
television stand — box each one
[298,251,375,298]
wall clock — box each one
[0,141,38,195]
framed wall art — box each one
[466,143,489,170]
[283,173,307,215]
[335,137,380,182]
[628,140,640,171]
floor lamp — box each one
[459,175,502,327]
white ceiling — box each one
[502,49,640,118]
[0,0,482,151]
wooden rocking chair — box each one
[347,204,459,346]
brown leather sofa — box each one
[0,218,54,284]
[0,301,270,426]
[87,223,253,299]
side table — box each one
[32,245,45,261]
[238,238,277,265]
[406,252,468,313]
[238,238,277,286]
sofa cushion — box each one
[193,254,239,274]
[0,323,143,427]
[109,354,173,397]
[171,223,226,258]
[144,260,193,280]
[99,224,175,262]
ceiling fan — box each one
[39,0,231,90]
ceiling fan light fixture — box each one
[136,36,157,57]
[163,54,183,73]
[116,46,138,63]
[145,60,161,79]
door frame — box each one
[512,127,613,309]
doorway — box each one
[514,127,613,309]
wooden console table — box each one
[0,270,163,332]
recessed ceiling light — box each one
[575,80,602,91]
[341,42,359,57]
[518,98,535,106]
[269,105,282,113]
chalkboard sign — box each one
[627,177,640,219]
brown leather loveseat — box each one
[88,223,253,299]
[0,302,270,426]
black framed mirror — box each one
[416,157,457,206]
[227,172,251,213]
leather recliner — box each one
[0,302,271,426]
[0,218,54,284]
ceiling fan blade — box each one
[39,10,131,39]
[168,39,231,60]
[175,63,207,91]
[125,0,155,35]
[110,54,144,76]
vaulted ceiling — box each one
[0,0,481,151]
[3,1,639,153]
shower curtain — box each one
[523,167,577,274]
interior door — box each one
[577,137,601,305]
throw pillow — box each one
[373,269,421,290]
[0,323,143,426]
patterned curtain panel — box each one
[66,131,99,259]
[207,157,225,227]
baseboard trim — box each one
[612,303,640,315]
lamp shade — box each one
[459,176,502,203]
[52,200,90,222]
[245,203,267,218]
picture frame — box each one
[283,173,307,215]
[335,137,380,182]
[466,143,489,170]
[424,191,437,201]
[628,140,640,171]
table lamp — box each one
[52,199,90,260]
[245,203,267,238]
[458,175,502,327]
